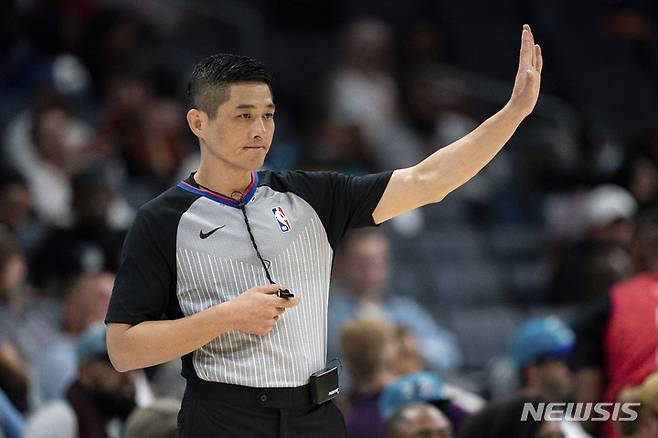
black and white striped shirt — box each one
[105,170,391,388]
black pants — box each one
[176,379,346,438]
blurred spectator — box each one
[23,324,137,438]
[546,184,638,245]
[0,232,59,412]
[509,316,590,437]
[394,23,479,177]
[123,398,179,438]
[340,318,397,438]
[584,185,638,248]
[328,18,407,170]
[389,326,426,377]
[98,69,191,206]
[379,372,472,434]
[614,138,658,214]
[617,372,658,438]
[61,273,114,337]
[328,229,462,373]
[30,273,113,408]
[625,155,657,214]
[457,396,564,438]
[0,168,43,255]
[328,18,477,173]
[550,184,637,303]
[396,64,477,156]
[613,373,658,438]
[0,170,30,235]
[31,165,128,290]
[510,316,575,402]
[339,320,476,437]
[616,385,643,438]
[385,402,453,438]
[3,92,92,226]
[571,210,658,438]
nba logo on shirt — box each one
[272,207,292,233]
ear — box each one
[186,109,206,140]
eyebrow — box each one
[235,103,275,109]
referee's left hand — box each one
[509,24,543,119]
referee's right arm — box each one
[107,284,298,372]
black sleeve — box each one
[261,170,393,248]
[569,295,611,370]
[105,208,173,325]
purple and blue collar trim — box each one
[177,172,259,208]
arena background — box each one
[1,1,658,437]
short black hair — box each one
[187,54,271,119]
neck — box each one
[195,158,253,198]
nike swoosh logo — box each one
[199,225,225,239]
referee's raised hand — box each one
[228,284,300,336]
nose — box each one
[252,118,267,137]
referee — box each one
[105,25,543,437]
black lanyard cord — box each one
[238,202,275,285]
[194,179,291,297]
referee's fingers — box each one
[256,284,285,294]
[276,296,300,308]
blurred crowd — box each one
[2,1,658,437]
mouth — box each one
[243,145,267,150]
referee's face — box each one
[193,82,275,172]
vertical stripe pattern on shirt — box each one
[176,214,332,387]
